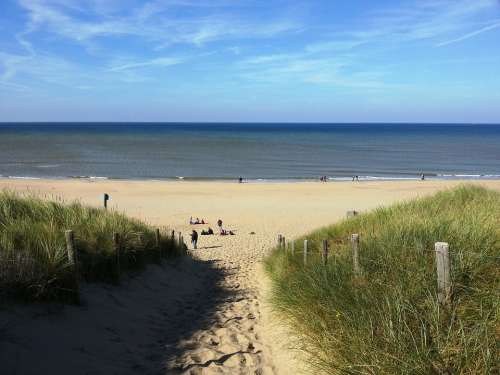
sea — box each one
[0,123,499,182]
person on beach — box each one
[191,230,198,249]
[201,227,214,235]
[421,174,425,181]
[238,176,243,183]
[217,219,223,233]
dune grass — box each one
[265,185,499,374]
[0,190,185,303]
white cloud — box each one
[436,20,500,46]
[109,57,183,71]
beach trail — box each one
[2,179,500,374]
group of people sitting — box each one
[189,217,206,225]
[188,217,235,250]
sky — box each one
[1,0,500,123]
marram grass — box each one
[265,185,499,374]
[0,190,184,302]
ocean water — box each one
[0,123,499,181]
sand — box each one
[1,178,500,374]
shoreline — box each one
[2,175,500,184]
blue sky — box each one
[1,0,500,122]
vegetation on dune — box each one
[265,185,499,374]
[0,190,185,302]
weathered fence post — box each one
[281,236,286,250]
[322,239,329,265]
[303,239,308,265]
[65,230,79,302]
[155,228,162,260]
[346,210,358,218]
[435,242,451,305]
[113,232,121,279]
[278,234,282,248]
[291,241,295,256]
[351,234,360,275]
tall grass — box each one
[265,185,499,374]
[0,190,185,302]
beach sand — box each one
[1,178,500,374]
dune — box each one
[1,178,500,374]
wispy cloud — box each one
[109,57,183,72]
[436,20,500,46]
[16,0,301,47]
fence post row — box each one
[435,242,451,305]
[303,239,308,265]
[322,239,329,265]
[351,233,360,275]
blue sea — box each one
[0,123,499,181]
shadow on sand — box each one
[0,255,232,375]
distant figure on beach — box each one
[319,176,327,182]
[217,219,223,233]
[191,230,198,249]
[352,176,355,181]
[238,176,243,183]
[189,217,206,225]
[353,175,359,181]
[201,227,214,235]
[356,175,359,181]
[421,174,425,181]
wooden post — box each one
[322,239,329,265]
[65,230,79,302]
[291,241,295,256]
[435,242,451,305]
[351,234,360,275]
[178,232,182,246]
[155,228,162,259]
[278,234,282,249]
[281,236,286,250]
[113,232,121,279]
[103,193,109,209]
[65,230,77,268]
[303,239,308,265]
[346,210,358,218]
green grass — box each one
[265,185,499,375]
[0,190,185,302]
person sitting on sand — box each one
[201,219,205,224]
[191,230,198,249]
[217,219,223,232]
[189,216,194,224]
[201,227,214,235]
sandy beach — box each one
[2,178,500,374]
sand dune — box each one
[1,179,500,374]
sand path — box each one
[2,179,500,375]
[166,228,280,374]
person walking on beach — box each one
[191,230,198,249]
